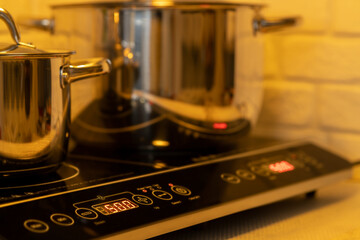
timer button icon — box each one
[24,219,49,233]
[50,213,75,226]
[220,173,241,184]
[75,208,98,220]
[236,169,256,181]
[171,185,192,196]
[152,190,173,200]
[132,195,154,205]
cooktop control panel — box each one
[0,143,352,239]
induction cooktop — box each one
[0,138,352,239]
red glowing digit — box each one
[93,198,139,215]
[113,202,127,211]
[104,204,119,213]
[122,200,138,209]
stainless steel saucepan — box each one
[0,8,111,177]
[22,1,299,151]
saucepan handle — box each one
[18,17,54,33]
[253,16,301,35]
[60,58,112,87]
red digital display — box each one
[268,160,295,173]
[92,198,138,216]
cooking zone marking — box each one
[0,163,79,190]
[0,141,311,209]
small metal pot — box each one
[0,8,111,177]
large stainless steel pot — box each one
[22,1,298,152]
[0,8,111,177]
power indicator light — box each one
[168,183,174,187]
[213,122,228,130]
[142,189,147,193]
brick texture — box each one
[333,0,360,34]
[328,132,360,161]
[281,36,360,81]
[256,0,360,160]
[319,84,360,132]
[257,81,315,126]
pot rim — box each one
[0,44,75,58]
[0,51,75,58]
[51,0,266,9]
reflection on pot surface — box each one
[0,8,111,177]
[38,3,297,150]
[0,58,70,160]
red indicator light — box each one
[269,161,295,173]
[168,183,173,187]
[213,122,228,130]
[142,189,147,193]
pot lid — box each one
[0,43,75,58]
[0,8,74,58]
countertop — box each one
[153,166,360,240]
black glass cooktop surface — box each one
[0,137,351,240]
[0,137,280,205]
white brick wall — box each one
[1,0,360,161]
[333,0,360,34]
[255,0,360,161]
[257,81,315,126]
[281,36,360,81]
[319,85,360,132]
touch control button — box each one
[236,169,256,180]
[171,185,191,196]
[50,213,74,226]
[24,219,49,233]
[152,190,173,200]
[132,194,153,205]
[75,208,98,220]
[221,173,240,184]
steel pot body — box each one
[31,3,297,151]
[0,55,111,176]
[0,57,70,176]
[0,7,111,176]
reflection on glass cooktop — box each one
[0,136,281,205]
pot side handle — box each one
[60,58,112,87]
[253,16,301,35]
[18,17,54,33]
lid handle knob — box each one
[0,8,35,48]
[0,8,21,45]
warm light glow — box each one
[127,52,134,60]
[124,48,134,60]
[154,162,167,169]
[114,12,119,24]
[152,0,174,7]
[269,161,295,173]
[213,122,228,130]
[152,140,170,147]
